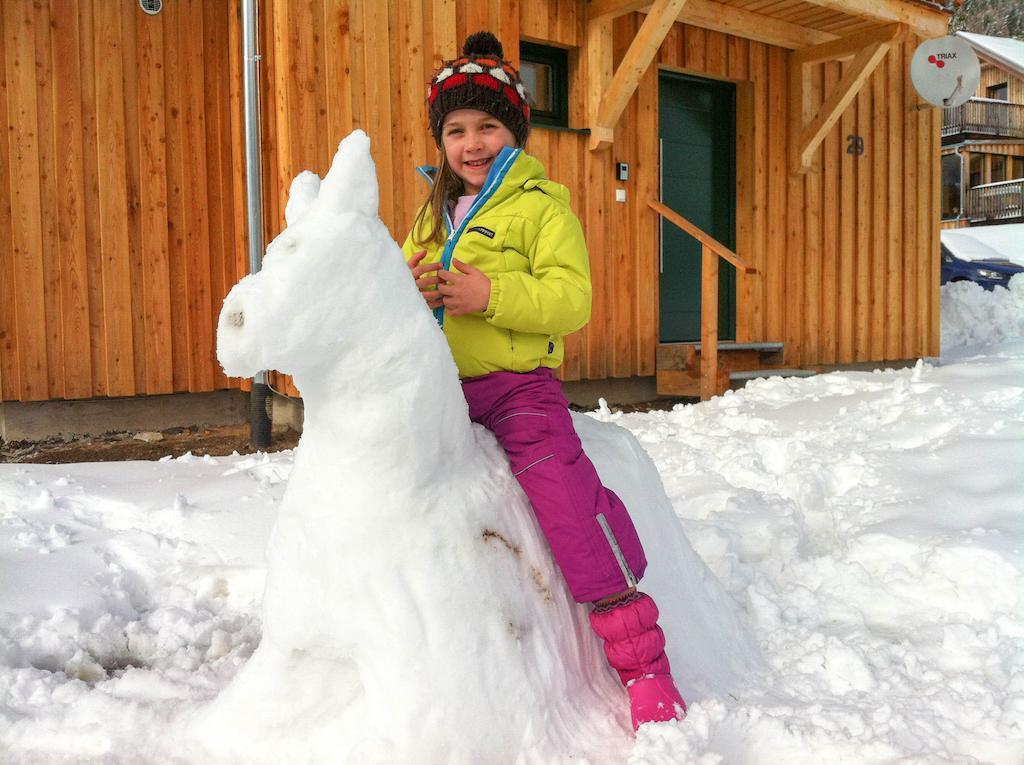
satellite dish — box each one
[911,36,981,108]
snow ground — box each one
[1,282,1022,764]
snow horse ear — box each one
[317,129,380,219]
[285,171,321,226]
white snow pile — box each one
[3,349,1022,764]
[942,274,1024,355]
[1,133,1022,763]
[607,350,1024,764]
[0,455,278,762]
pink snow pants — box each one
[461,368,648,603]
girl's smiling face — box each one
[441,109,518,195]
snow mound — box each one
[0,456,276,764]
[941,273,1024,356]
[2,342,1022,762]
[605,351,1024,764]
[200,130,759,764]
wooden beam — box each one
[792,22,903,66]
[588,0,649,21]
[681,0,836,50]
[799,0,948,40]
[589,0,690,151]
[788,52,810,174]
[701,244,719,401]
[793,40,892,173]
[587,16,614,150]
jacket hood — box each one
[500,151,572,208]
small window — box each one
[991,154,1007,183]
[986,82,1008,101]
[941,154,961,219]
[1012,156,1024,180]
[519,42,569,128]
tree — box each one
[951,0,1024,40]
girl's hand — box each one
[408,250,444,310]
[438,259,491,316]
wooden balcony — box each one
[942,98,1024,142]
[966,178,1024,223]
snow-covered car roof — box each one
[940,223,1024,264]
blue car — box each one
[940,224,1024,291]
[941,244,1024,290]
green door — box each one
[659,72,736,342]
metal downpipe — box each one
[242,0,272,449]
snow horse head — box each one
[217,130,418,386]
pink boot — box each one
[589,592,687,730]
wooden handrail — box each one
[647,199,757,274]
[649,198,757,401]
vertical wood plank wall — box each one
[979,63,1024,102]
[0,0,247,402]
[1,0,942,402]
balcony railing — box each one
[966,178,1024,223]
[942,98,1024,140]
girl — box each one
[402,31,686,731]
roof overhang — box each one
[588,0,949,45]
[585,0,951,152]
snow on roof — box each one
[941,223,1024,264]
[955,31,1024,78]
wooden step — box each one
[656,341,785,372]
[691,341,783,353]
[656,340,788,397]
[729,368,816,381]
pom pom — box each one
[462,31,503,59]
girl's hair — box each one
[411,150,465,247]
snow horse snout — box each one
[217,277,266,379]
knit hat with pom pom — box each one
[428,31,531,148]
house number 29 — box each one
[847,134,865,155]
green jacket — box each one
[402,148,592,379]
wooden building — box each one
[940,31,1024,229]
[1,0,952,420]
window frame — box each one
[968,154,983,188]
[519,41,569,129]
[991,153,1007,184]
[986,82,1009,101]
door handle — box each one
[659,138,664,274]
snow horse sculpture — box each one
[203,130,758,765]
